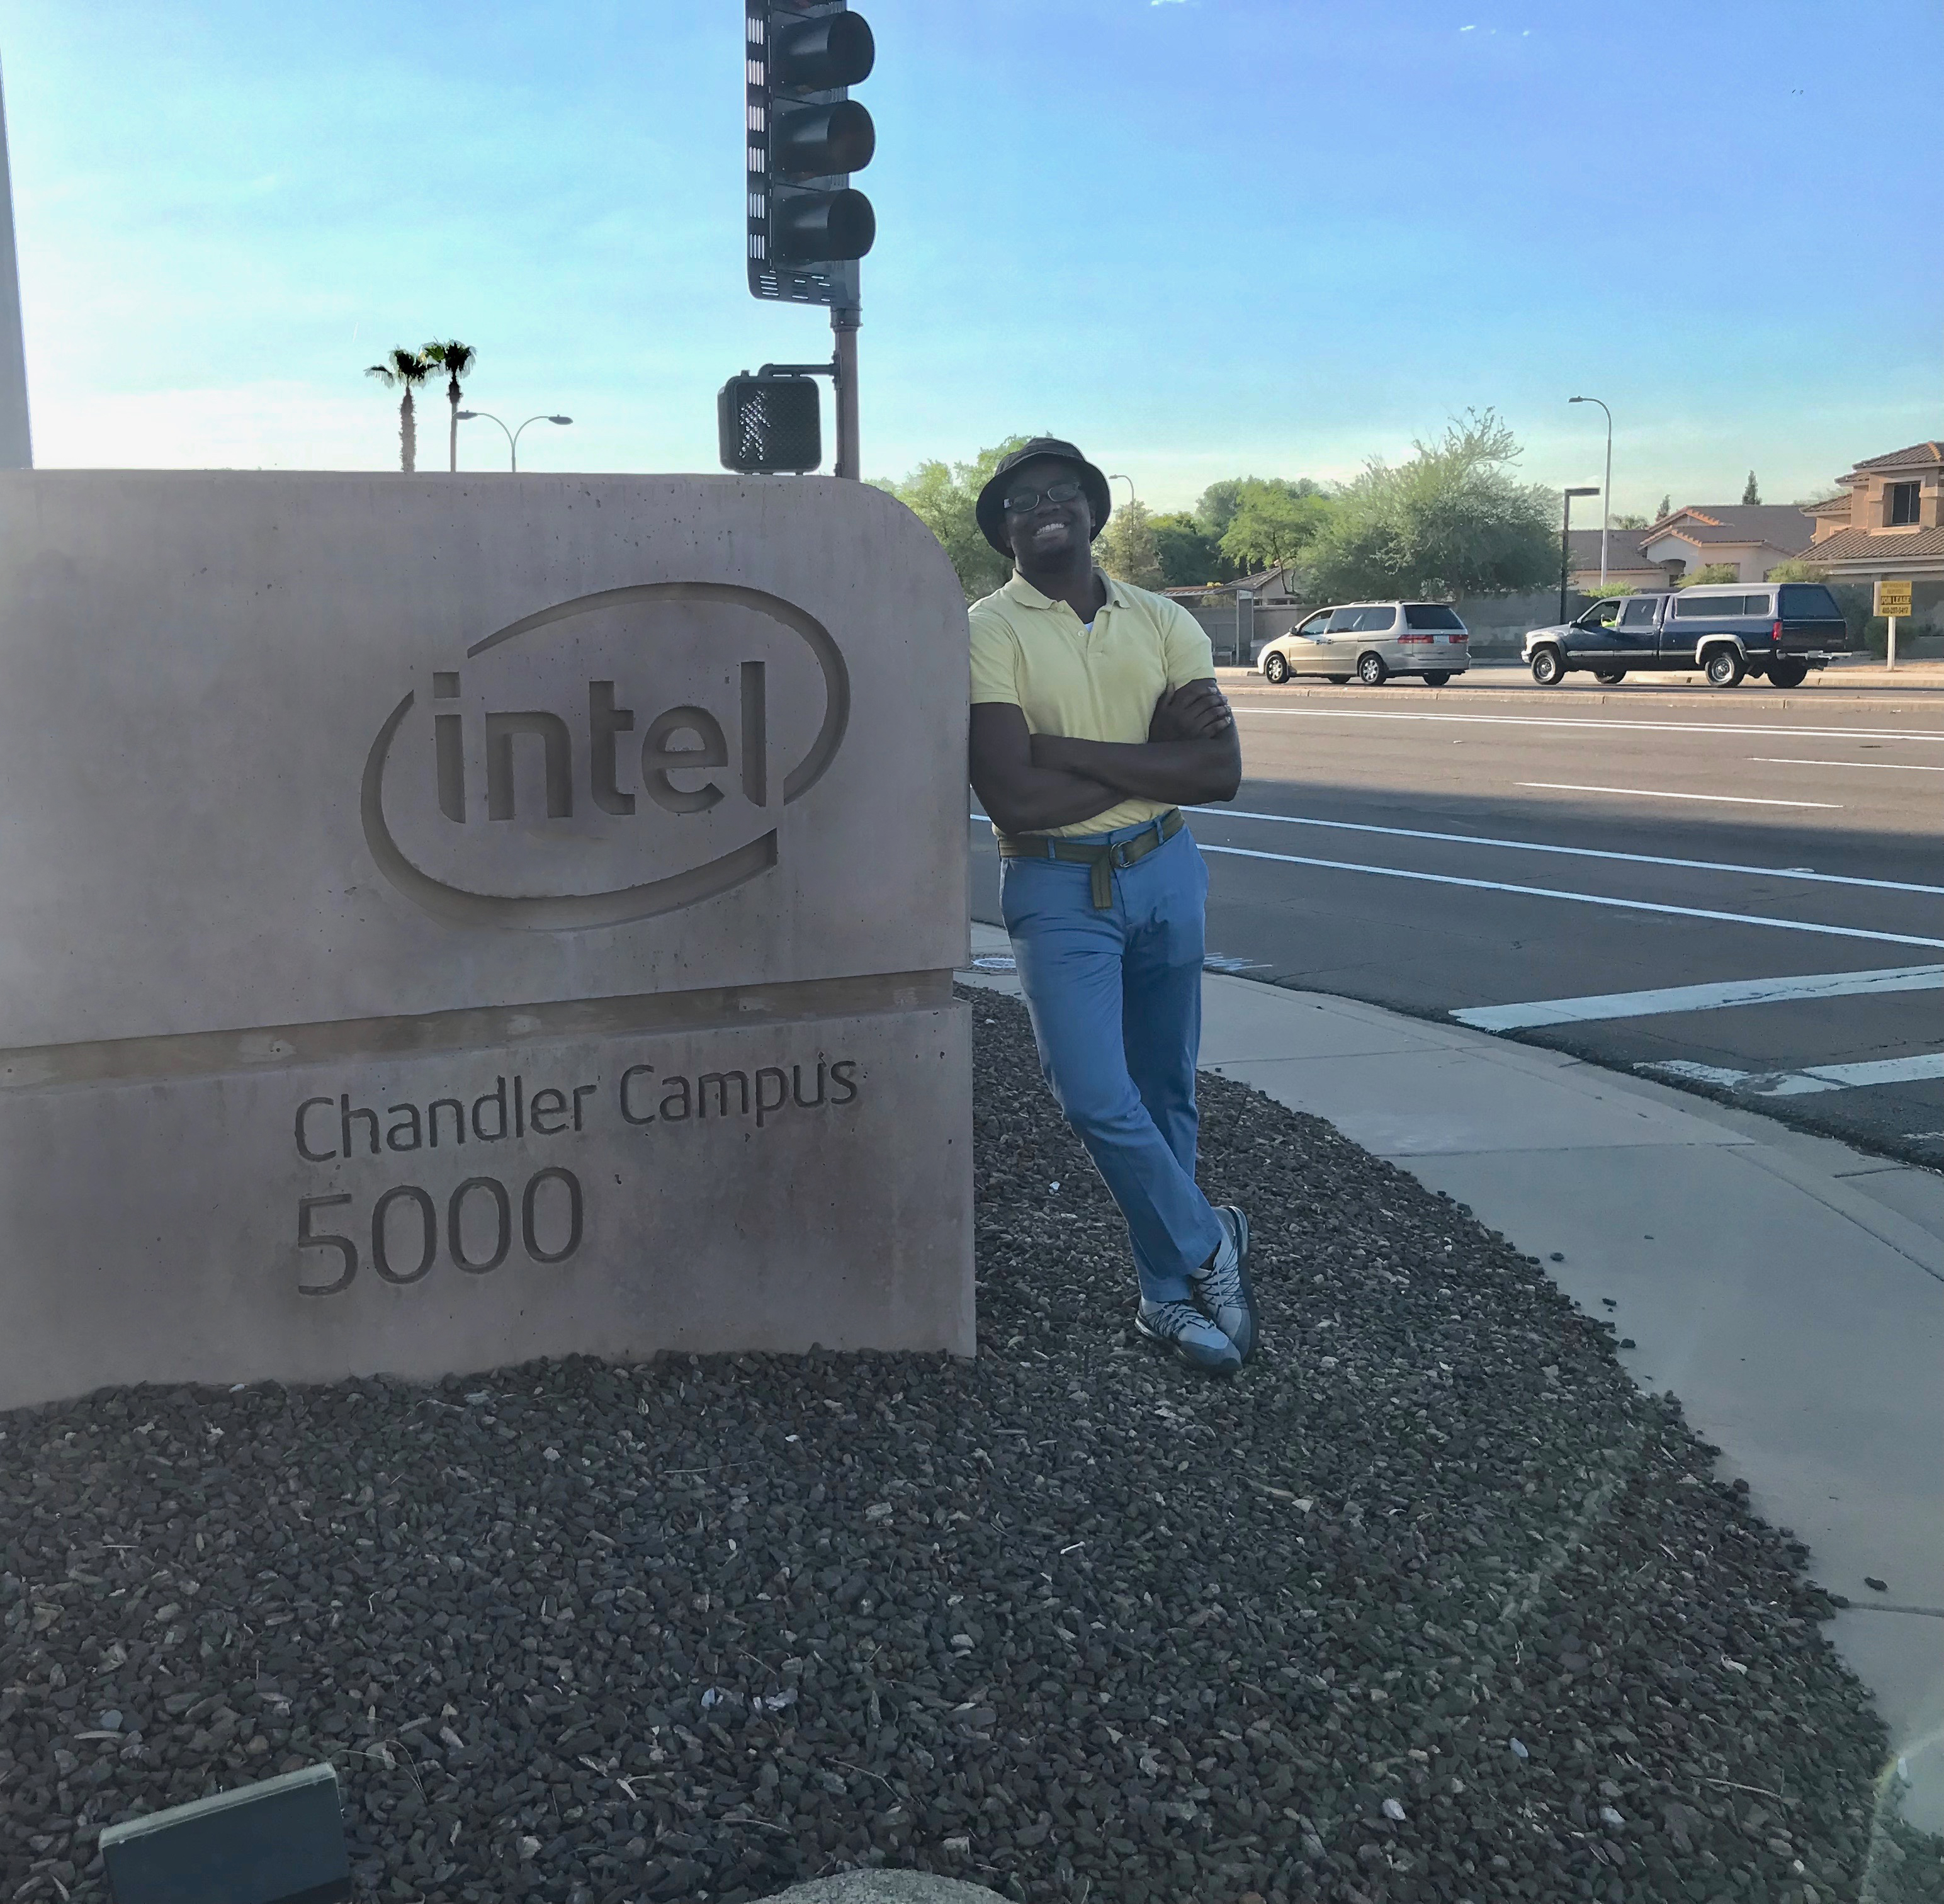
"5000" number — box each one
[296,1167,584,1295]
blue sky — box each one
[3,0,1940,514]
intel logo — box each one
[361,582,849,930]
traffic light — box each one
[718,368,823,474]
[745,1,877,307]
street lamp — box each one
[1559,485,1600,624]
[1107,473,1136,508]
[1569,396,1613,591]
[455,410,573,472]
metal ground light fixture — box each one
[455,410,572,472]
[99,1762,351,1904]
[1558,486,1600,623]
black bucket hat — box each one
[975,437,1113,558]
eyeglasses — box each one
[1000,476,1084,514]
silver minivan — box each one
[1258,601,1471,686]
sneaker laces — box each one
[1141,1298,1222,1343]
[1194,1224,1245,1310]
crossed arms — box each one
[968,681,1242,837]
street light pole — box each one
[0,59,31,470]
[1569,396,1613,591]
[1107,473,1136,507]
[455,410,573,472]
[1559,486,1600,625]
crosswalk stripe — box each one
[1452,965,1944,1031]
[1642,1053,1944,1098]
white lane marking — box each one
[1453,964,1944,1031]
[1236,708,1944,743]
[1642,1053,1944,1098]
[1189,807,1944,900]
[1196,842,1944,953]
[1751,756,1944,773]
[1517,781,1841,810]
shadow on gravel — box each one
[1,990,1939,1904]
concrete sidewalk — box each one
[960,919,1944,1832]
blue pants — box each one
[1000,820,1223,1303]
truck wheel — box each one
[1705,647,1746,688]
[1592,668,1626,685]
[1767,660,1809,689]
[1263,652,1290,684]
[1357,652,1388,686]
[1529,647,1564,686]
[1421,671,1451,687]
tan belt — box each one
[995,808,1184,909]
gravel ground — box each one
[3,990,1941,1904]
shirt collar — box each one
[1003,567,1119,616]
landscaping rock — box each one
[1,990,1937,1903]
[760,1874,1006,1902]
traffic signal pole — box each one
[728,3,876,483]
[832,307,859,480]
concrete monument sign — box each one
[0,473,972,1408]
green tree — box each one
[1742,470,1761,505]
[1303,410,1557,601]
[1656,493,1672,520]
[424,340,478,473]
[1095,495,1165,590]
[1678,563,1741,587]
[1149,511,1233,587]
[1608,511,1649,530]
[875,435,1036,601]
[1194,479,1247,540]
[1219,477,1334,575]
[365,347,432,473]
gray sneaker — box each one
[1136,1298,1241,1377]
[1192,1206,1258,1362]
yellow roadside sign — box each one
[1876,579,1914,618]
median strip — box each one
[1195,843,1944,953]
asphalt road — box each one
[969,663,1944,1167]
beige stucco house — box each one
[1564,529,1673,593]
[1800,439,1944,579]
[1637,504,1819,584]
[1568,505,1818,592]
[1797,439,1944,633]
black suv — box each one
[1522,581,1852,688]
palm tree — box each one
[365,348,432,473]
[424,340,477,473]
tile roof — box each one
[1645,506,1817,555]
[1565,528,1662,569]
[1851,440,1944,473]
[1795,525,1944,567]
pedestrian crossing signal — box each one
[718,371,823,474]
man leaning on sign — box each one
[966,438,1258,1376]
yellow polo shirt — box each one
[968,570,1216,837]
